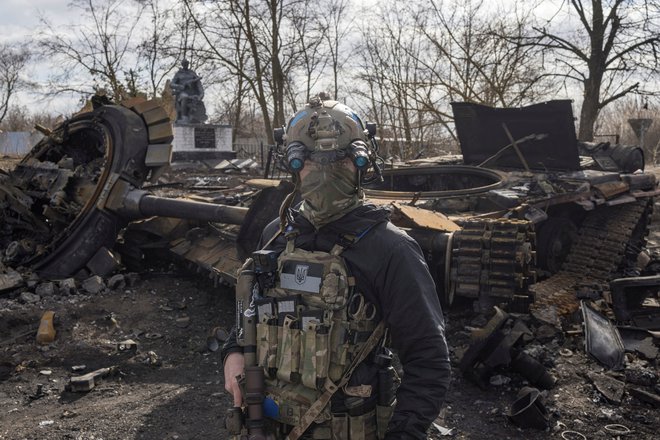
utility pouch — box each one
[255,298,277,373]
[331,413,349,439]
[301,320,330,390]
[256,319,278,373]
[277,315,301,383]
[348,408,377,440]
[328,319,349,382]
[375,403,395,440]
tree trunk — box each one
[579,77,601,141]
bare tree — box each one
[37,0,146,101]
[352,0,553,159]
[136,0,188,99]
[321,0,353,101]
[184,0,338,140]
[353,3,436,159]
[0,44,31,125]
[413,0,555,109]
[288,0,329,106]
[526,0,660,141]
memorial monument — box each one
[170,59,233,161]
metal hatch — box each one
[451,100,581,171]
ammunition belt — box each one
[530,198,652,323]
[450,219,536,301]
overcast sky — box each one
[0,1,70,43]
[0,1,81,114]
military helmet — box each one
[284,94,368,152]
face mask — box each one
[298,161,363,228]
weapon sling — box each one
[286,321,386,440]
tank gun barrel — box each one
[113,188,248,224]
[139,194,248,224]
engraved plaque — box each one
[194,127,216,149]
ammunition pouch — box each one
[242,235,394,439]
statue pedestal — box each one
[172,123,235,161]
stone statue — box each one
[170,59,207,124]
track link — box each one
[530,199,652,323]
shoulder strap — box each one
[286,321,386,440]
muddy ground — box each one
[0,158,658,440]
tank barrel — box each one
[137,194,249,224]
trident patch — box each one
[295,264,309,285]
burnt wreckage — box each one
[1,99,658,333]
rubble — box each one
[107,274,126,291]
[508,387,549,429]
[67,366,118,392]
[19,291,39,303]
[35,282,55,297]
[81,275,104,295]
[58,278,76,295]
[587,372,625,404]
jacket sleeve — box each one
[373,232,451,440]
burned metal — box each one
[0,99,251,280]
[508,387,549,430]
[610,275,660,329]
[459,307,556,389]
[581,301,626,370]
[362,100,657,319]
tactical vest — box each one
[241,231,395,439]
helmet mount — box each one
[274,94,384,184]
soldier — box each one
[222,93,450,439]
[170,59,206,123]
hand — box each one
[224,352,245,407]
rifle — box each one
[226,259,271,440]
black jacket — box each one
[223,203,451,439]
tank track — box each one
[530,198,653,324]
[449,219,537,304]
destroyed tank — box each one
[0,99,253,287]
[1,99,656,328]
[363,100,657,323]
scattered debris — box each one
[587,372,625,404]
[618,327,659,360]
[82,275,105,295]
[117,339,138,353]
[19,291,40,304]
[213,158,259,172]
[610,275,660,328]
[581,302,625,370]
[58,278,76,295]
[35,282,55,297]
[508,387,549,429]
[489,375,511,386]
[431,422,455,436]
[0,268,23,292]
[67,366,118,393]
[175,316,190,328]
[628,388,660,408]
[459,307,556,390]
[36,311,56,344]
[107,274,126,290]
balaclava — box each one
[298,160,363,228]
